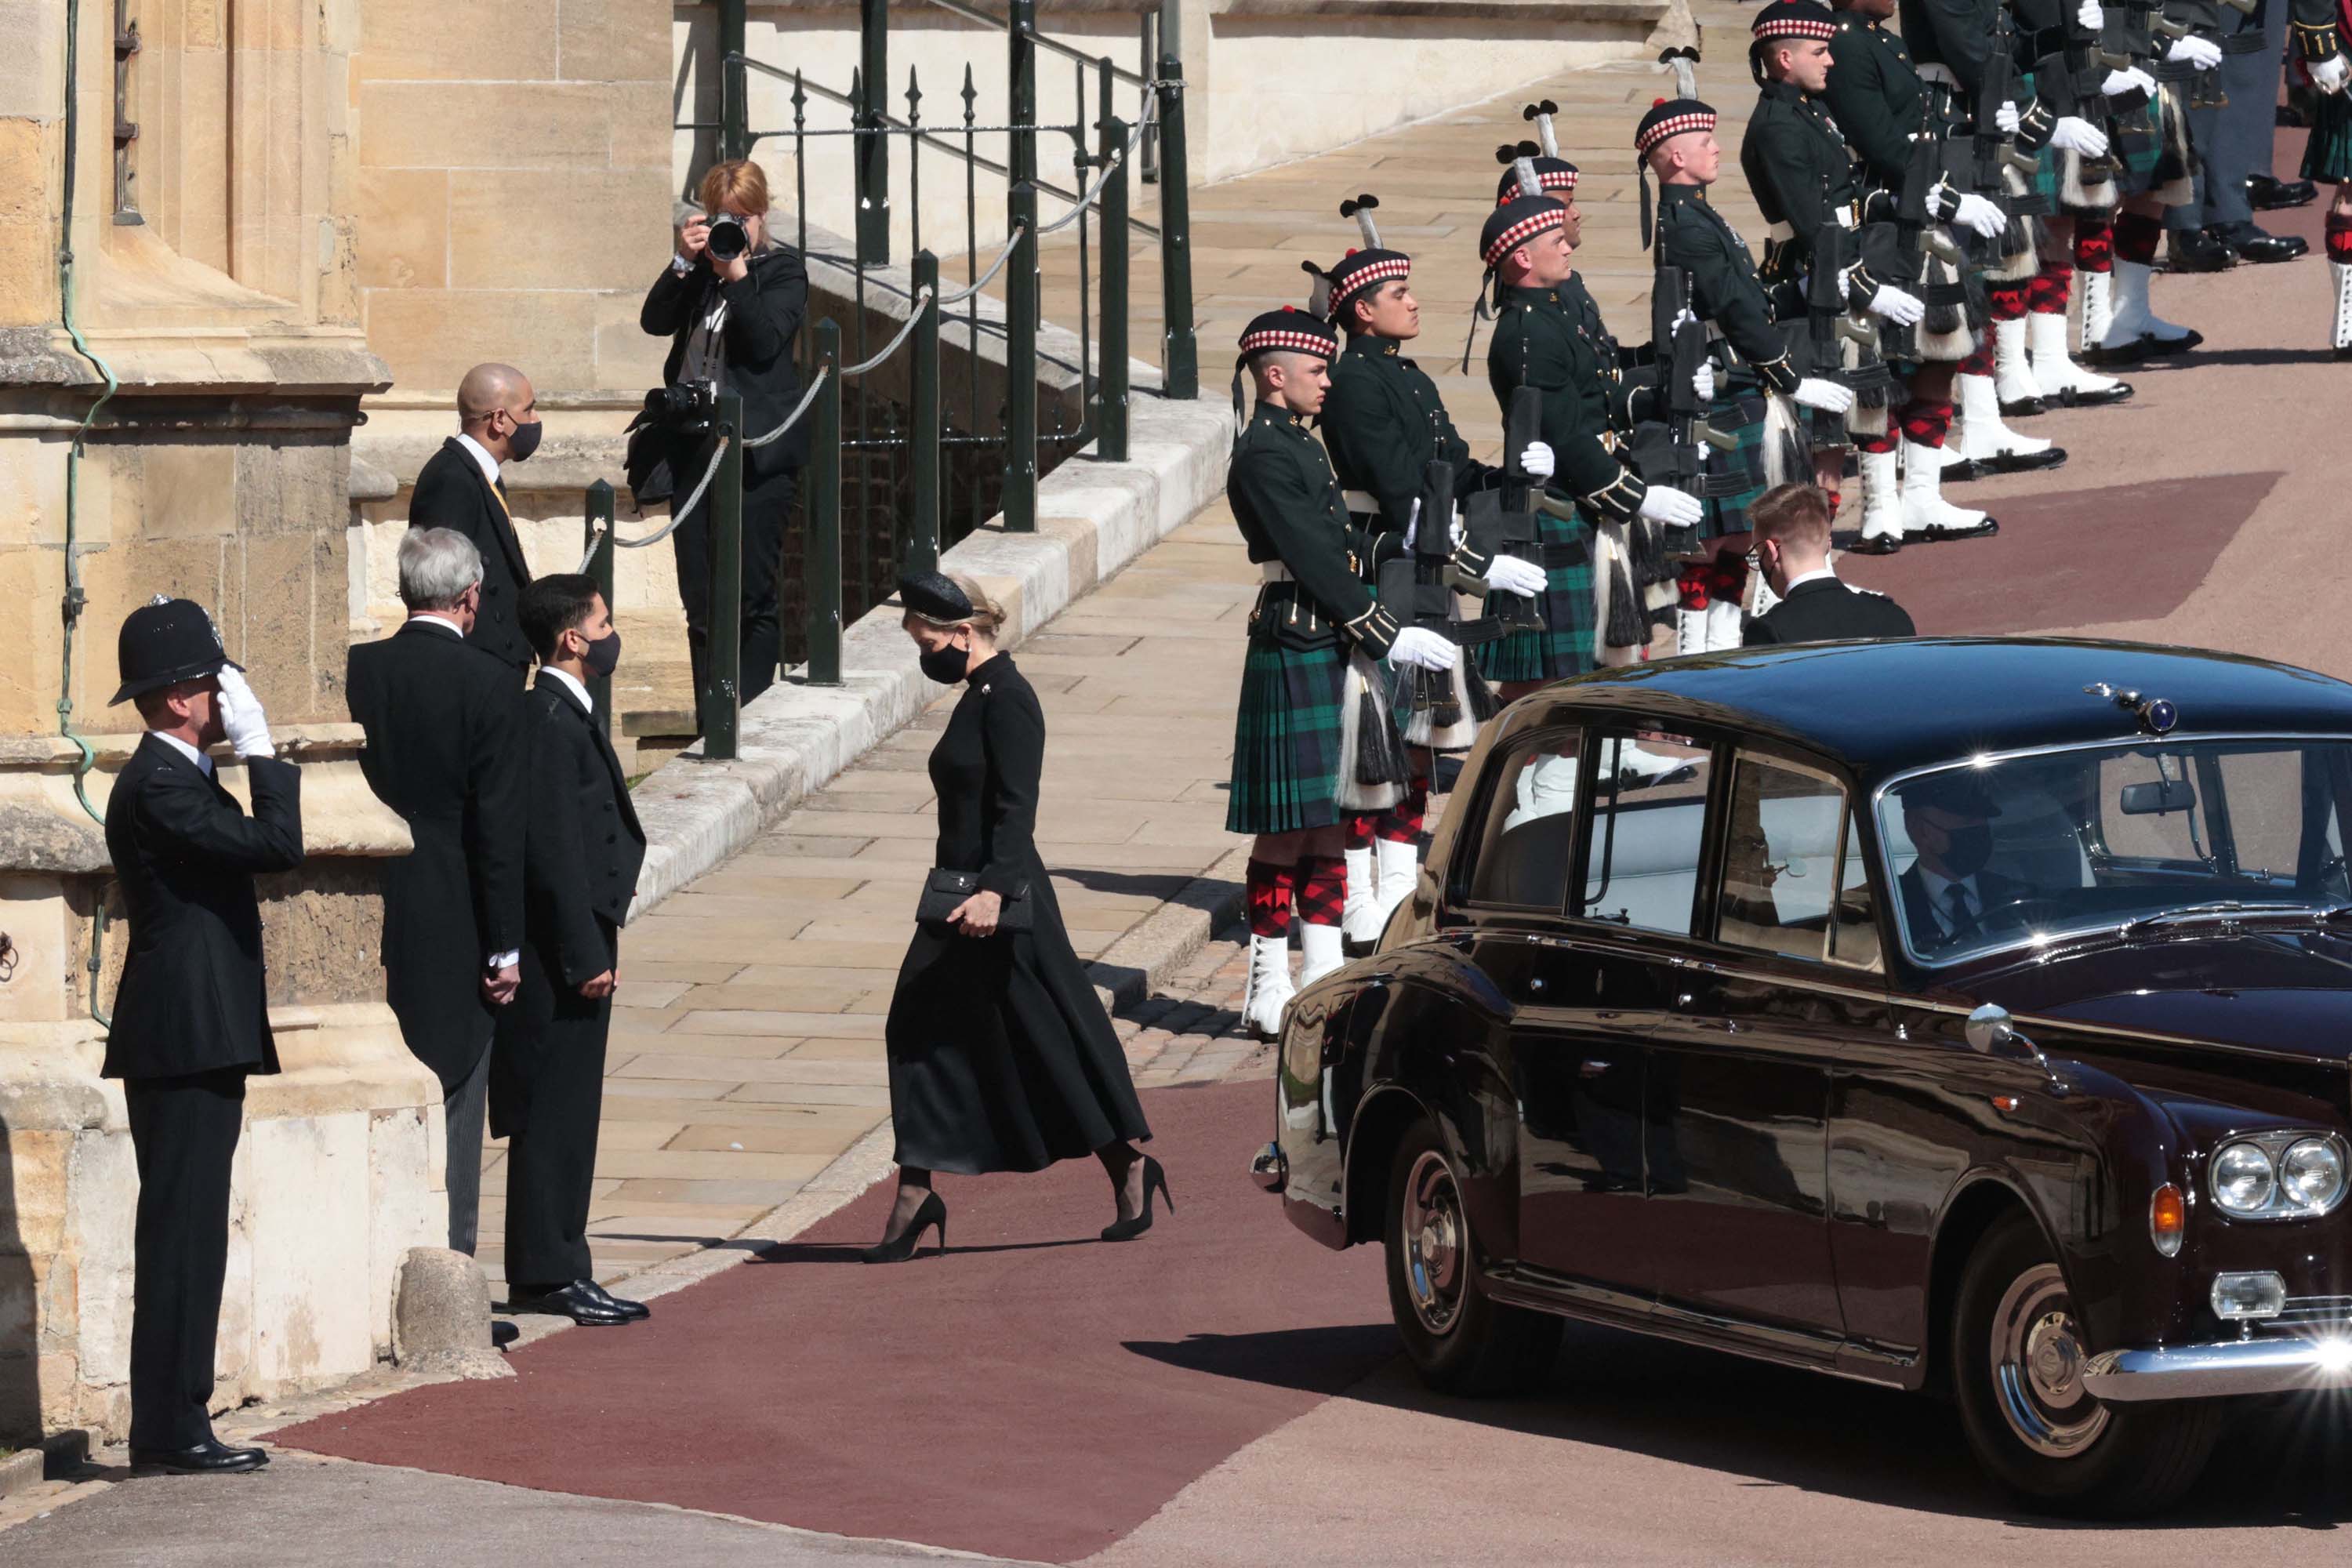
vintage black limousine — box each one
[1270,638,2352,1514]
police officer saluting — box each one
[104,597,303,1474]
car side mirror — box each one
[1964,1002,2014,1053]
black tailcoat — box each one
[1742,575,1917,645]
[408,438,534,673]
[346,620,528,1091]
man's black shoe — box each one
[2211,222,2309,263]
[129,1439,268,1475]
[581,1279,650,1321]
[2248,175,2318,210]
[2165,228,2236,273]
[490,1319,521,1348]
[505,1281,634,1326]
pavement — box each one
[12,12,2352,1563]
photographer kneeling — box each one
[639,158,808,710]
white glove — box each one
[1691,358,1715,402]
[1947,190,2007,238]
[1480,554,1550,598]
[2076,0,2103,27]
[1793,376,1856,414]
[1385,625,1460,673]
[1518,441,1555,481]
[2049,116,2111,158]
[1401,498,1421,552]
[1637,485,1704,527]
[1994,100,2022,136]
[2101,67,2156,97]
[1866,284,1926,326]
[2165,35,2223,70]
[214,666,275,760]
[2316,54,2350,94]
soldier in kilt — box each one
[1478,169,1709,682]
[1223,308,1468,1040]
[1311,199,1554,952]
[1639,95,1858,651]
[2291,0,2352,352]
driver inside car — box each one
[1898,775,2027,951]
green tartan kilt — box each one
[2306,89,2352,184]
[2027,75,2162,207]
[1225,637,1349,835]
[1703,379,1769,539]
[1474,508,1600,684]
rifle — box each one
[1461,388,1552,635]
[1803,216,1897,449]
[1973,9,2052,237]
[1377,459,1506,743]
[1898,136,1980,347]
[1624,267,1737,510]
[2154,0,2263,111]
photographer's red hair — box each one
[699,159,771,217]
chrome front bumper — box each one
[2082,1336,2352,1403]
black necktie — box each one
[1945,884,1979,941]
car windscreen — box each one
[1878,739,2352,965]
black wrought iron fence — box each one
[594,0,1200,760]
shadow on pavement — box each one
[1124,1323,1401,1396]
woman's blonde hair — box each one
[699,158,771,218]
[946,575,1006,641]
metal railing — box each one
[612,0,1198,761]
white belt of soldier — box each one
[1764,204,1860,245]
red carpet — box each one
[274,1080,1392,1563]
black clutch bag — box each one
[916,868,1033,931]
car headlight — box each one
[2209,1133,2352,1219]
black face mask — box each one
[1940,823,1994,878]
[583,629,622,678]
[506,418,543,463]
[918,641,970,684]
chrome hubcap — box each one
[1990,1263,2110,1458]
[1401,1150,1465,1338]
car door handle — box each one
[1526,976,1546,994]
[1675,992,1694,1008]
[1580,1059,1613,1078]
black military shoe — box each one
[505,1281,634,1326]
[129,1439,269,1475]
[1845,533,1903,557]
[1913,517,2001,543]
[2210,222,2309,263]
[2248,175,2318,210]
[581,1279,650,1321]
[2165,227,2237,273]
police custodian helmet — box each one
[111,595,242,706]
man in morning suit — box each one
[346,528,528,1255]
[103,597,303,1474]
[495,576,648,1327]
[408,362,544,674]
[1743,484,1916,645]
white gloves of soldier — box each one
[1793,377,1856,415]
[1518,441,1555,481]
[1933,187,2008,238]
[1691,358,1716,402]
[215,667,275,760]
[2165,35,2223,70]
[1866,284,1926,326]
[2049,116,2111,158]
[1481,554,1551,598]
[2076,0,2103,27]
[2101,67,2158,97]
[1385,625,1460,673]
[2315,54,2351,93]
[1994,100,2023,136]
[1638,485,1704,528]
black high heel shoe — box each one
[1101,1156,1174,1242]
[862,1191,947,1264]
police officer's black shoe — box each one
[129,1438,269,1475]
[2209,222,2308,263]
[2247,175,2318,210]
[2165,228,2237,273]
[504,1281,634,1326]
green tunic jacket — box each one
[1824,15,1929,188]
[1226,402,1410,655]
[1651,182,1802,396]
[1321,333,1501,541]
[1485,283,1650,524]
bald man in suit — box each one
[408,363,545,674]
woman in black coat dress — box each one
[872,572,1167,1261]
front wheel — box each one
[1951,1214,2223,1515]
[1383,1117,1561,1396]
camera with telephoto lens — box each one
[706,212,750,263]
[648,378,718,434]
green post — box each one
[1097,82,1131,463]
[1004,183,1039,532]
[583,480,616,735]
[808,318,845,686]
[857,0,890,265]
[706,394,745,760]
[719,0,748,162]
[1154,0,1196,398]
[909,250,942,573]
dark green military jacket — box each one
[1321,332,1499,541]
[1227,402,1412,655]
[1486,284,1650,524]
[1741,80,1899,293]
[1896,0,1998,92]
[1824,17,1927,190]
[1652,183,1802,396]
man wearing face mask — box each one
[1743,483,1915,643]
[1897,775,2019,951]
[104,597,302,1473]
[408,362,544,676]
[346,528,528,1257]
[495,576,648,1327]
